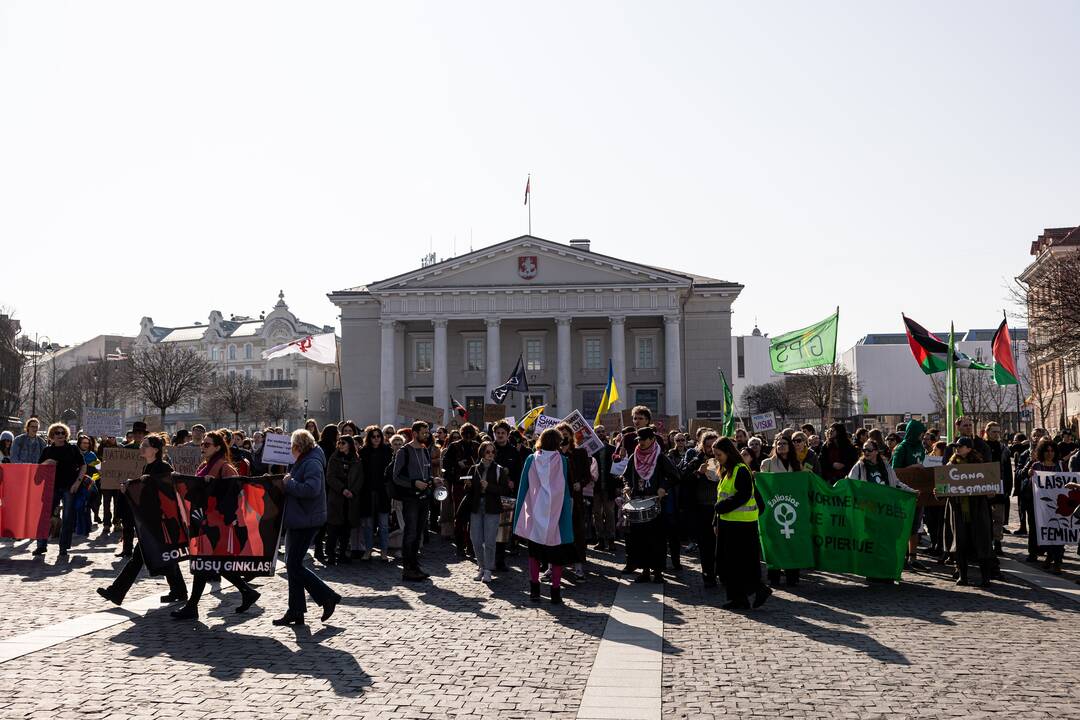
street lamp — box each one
[30,334,53,418]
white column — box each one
[556,317,573,416]
[486,318,501,398]
[664,314,683,420]
[610,315,626,411]
[433,318,449,425]
[379,319,397,425]
[394,323,406,412]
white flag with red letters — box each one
[261,332,336,364]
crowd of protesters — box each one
[3,406,1079,622]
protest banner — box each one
[167,444,202,475]
[621,409,634,428]
[895,467,945,507]
[1032,471,1080,546]
[922,455,944,468]
[756,472,916,579]
[751,412,777,433]
[124,473,189,574]
[563,410,605,456]
[598,412,623,431]
[173,474,286,576]
[655,415,681,433]
[932,463,1001,497]
[261,432,294,466]
[0,464,55,540]
[396,399,445,426]
[689,419,720,437]
[483,404,506,423]
[99,447,145,491]
[533,414,562,435]
[142,415,164,432]
[82,408,125,438]
[499,416,517,428]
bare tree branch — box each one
[124,344,209,422]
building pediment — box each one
[363,236,702,294]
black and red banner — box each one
[0,464,55,540]
[124,473,190,575]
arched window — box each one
[228,345,237,361]
[244,343,253,360]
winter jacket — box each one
[325,451,363,526]
[11,432,46,464]
[465,461,513,515]
[847,459,914,491]
[358,443,393,517]
[890,419,927,469]
[284,445,327,530]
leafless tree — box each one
[263,393,301,427]
[790,364,859,428]
[206,375,265,428]
[124,344,209,423]
[741,379,802,426]
[1013,252,1080,363]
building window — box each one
[210,348,218,362]
[737,336,745,378]
[229,369,236,380]
[244,368,252,380]
[637,337,656,369]
[525,338,544,372]
[582,389,603,421]
[524,393,545,411]
[415,339,433,372]
[228,345,237,361]
[276,369,284,381]
[285,368,291,379]
[465,396,484,421]
[635,389,659,416]
[415,395,434,407]
[584,337,602,370]
[244,343,253,360]
[466,339,485,372]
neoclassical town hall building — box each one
[329,236,742,426]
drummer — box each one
[621,426,680,583]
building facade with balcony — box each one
[133,292,340,432]
[329,235,743,427]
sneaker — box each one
[473,570,484,581]
[540,569,552,582]
[361,550,373,561]
[481,570,492,583]
[31,547,46,556]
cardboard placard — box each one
[932,462,1001,497]
[689,419,721,438]
[751,412,777,433]
[167,444,202,476]
[142,415,164,432]
[396,399,445,426]
[261,432,294,466]
[597,412,623,432]
[499,416,517,428]
[895,466,945,507]
[660,415,681,433]
[99,447,145,491]
[483,404,506,423]
[621,409,634,428]
[563,410,605,456]
[82,408,125,438]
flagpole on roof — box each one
[524,174,532,236]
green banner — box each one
[768,311,838,373]
[756,472,916,580]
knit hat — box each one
[0,430,13,443]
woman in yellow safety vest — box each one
[712,436,771,610]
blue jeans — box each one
[37,490,75,553]
[285,527,335,614]
[362,513,390,553]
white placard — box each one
[610,459,629,476]
[533,415,562,434]
[1032,471,1080,546]
[82,408,125,438]
[922,455,944,468]
[563,410,605,456]
[751,412,777,433]
[262,432,294,466]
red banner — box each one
[0,464,56,540]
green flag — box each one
[769,310,839,373]
[756,472,916,580]
[720,369,736,438]
[946,323,963,444]
[861,396,870,415]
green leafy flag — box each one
[756,472,916,580]
[769,309,839,373]
[719,369,736,438]
[946,323,963,443]
[861,396,870,415]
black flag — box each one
[490,354,530,403]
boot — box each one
[313,535,327,564]
[955,562,969,586]
[550,586,562,605]
[271,611,305,626]
[235,589,260,614]
[530,582,541,602]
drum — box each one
[497,496,516,543]
[434,486,449,502]
[622,496,660,524]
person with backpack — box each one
[391,421,444,581]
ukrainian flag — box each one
[594,360,620,428]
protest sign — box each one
[932,463,1001,497]
[397,399,445,425]
[124,473,189,574]
[895,466,945,507]
[0,464,55,540]
[563,410,605,456]
[82,408,125,438]
[167,444,202,475]
[499,416,517,428]
[655,415,681,433]
[1032,471,1080,546]
[751,412,777,433]
[533,414,562,435]
[621,409,635,428]
[756,472,916,579]
[261,432,294,466]
[142,415,163,432]
[610,459,628,476]
[597,412,623,431]
[173,474,286,576]
[99,447,145,491]
[689,419,720,438]
[922,455,944,468]
[484,404,506,423]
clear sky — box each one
[2,1,1077,351]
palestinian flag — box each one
[449,395,468,421]
[991,315,1019,386]
[902,314,992,375]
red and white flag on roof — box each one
[261,332,337,364]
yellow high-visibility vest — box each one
[716,462,759,522]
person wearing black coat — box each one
[325,437,363,565]
[591,432,619,552]
[357,426,394,561]
[712,436,770,610]
[465,443,513,582]
[441,424,481,558]
[681,431,720,587]
[491,422,526,569]
[819,422,859,484]
[621,427,678,583]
